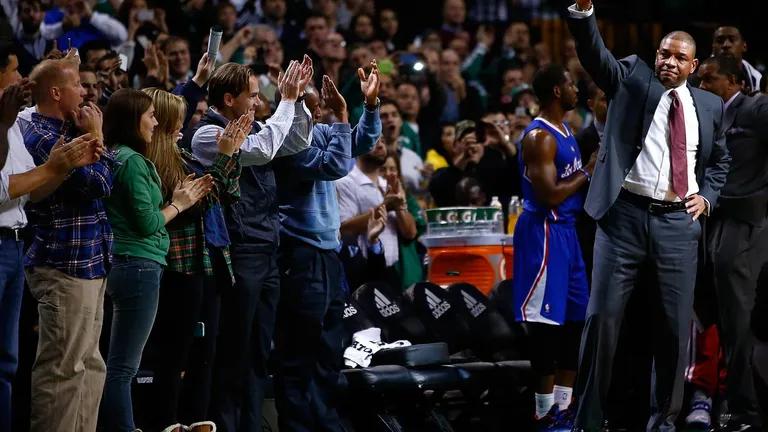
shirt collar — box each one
[723,91,741,111]
[31,112,71,134]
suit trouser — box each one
[26,266,106,432]
[708,214,768,425]
[209,246,280,432]
[274,237,345,432]
[574,193,701,432]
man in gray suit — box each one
[692,55,768,431]
[565,1,731,431]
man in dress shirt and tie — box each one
[566,1,731,431]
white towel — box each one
[343,327,411,368]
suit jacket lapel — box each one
[642,75,665,139]
[689,85,711,174]
[722,93,744,133]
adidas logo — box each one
[343,303,358,318]
[374,289,400,317]
[425,288,451,319]
[462,291,486,318]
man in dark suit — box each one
[565,1,731,430]
[693,54,768,431]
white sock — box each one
[535,392,555,419]
[553,385,573,410]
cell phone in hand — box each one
[119,53,128,72]
[137,8,154,22]
[207,25,223,63]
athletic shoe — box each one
[686,397,712,429]
[537,405,571,432]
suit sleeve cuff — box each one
[702,196,711,216]
[568,3,594,18]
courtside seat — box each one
[403,282,473,353]
[369,342,450,368]
[352,282,430,344]
[446,283,519,359]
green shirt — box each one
[105,145,170,265]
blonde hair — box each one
[142,88,187,199]
[29,59,78,102]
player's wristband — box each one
[579,168,591,182]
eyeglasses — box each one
[494,119,510,127]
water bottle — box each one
[490,196,503,233]
[507,195,522,234]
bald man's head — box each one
[655,31,699,88]
[30,59,84,119]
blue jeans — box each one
[0,238,24,431]
[101,256,163,431]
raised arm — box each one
[522,130,594,207]
[284,123,352,181]
[565,0,629,97]
[352,61,382,156]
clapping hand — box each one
[366,204,387,243]
[321,75,348,123]
[297,54,314,96]
[172,173,214,211]
[48,133,103,173]
[382,175,406,211]
[277,60,302,102]
[358,59,380,107]
[0,79,33,128]
[217,113,252,156]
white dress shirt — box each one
[623,82,700,201]
[0,123,36,228]
[336,165,399,267]
[191,100,309,167]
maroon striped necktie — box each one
[668,90,687,199]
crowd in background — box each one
[0,0,766,431]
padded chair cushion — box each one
[342,365,413,394]
[407,366,463,392]
[369,342,450,368]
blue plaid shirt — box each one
[23,113,115,279]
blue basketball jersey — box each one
[518,117,585,223]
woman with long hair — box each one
[140,88,249,432]
[99,88,212,432]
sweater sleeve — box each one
[119,155,165,237]
[351,104,381,157]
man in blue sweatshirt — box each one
[272,63,381,432]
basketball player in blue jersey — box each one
[512,64,596,431]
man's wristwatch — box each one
[364,97,380,110]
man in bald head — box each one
[566,1,730,430]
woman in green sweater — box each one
[100,88,213,432]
